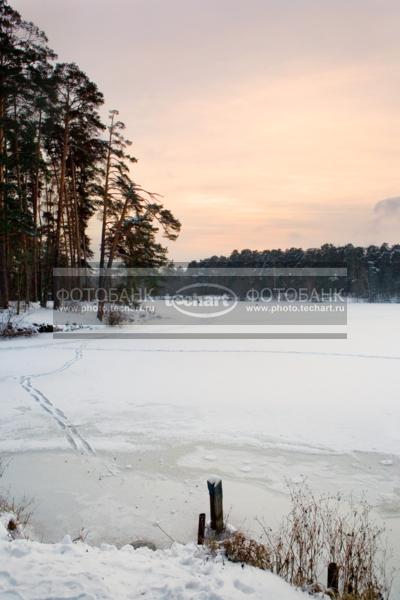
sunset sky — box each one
[13,0,400,260]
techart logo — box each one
[166,283,238,319]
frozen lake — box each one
[0,303,399,585]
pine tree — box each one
[96,113,180,320]
[0,0,54,307]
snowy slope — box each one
[0,524,309,600]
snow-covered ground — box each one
[0,303,399,594]
[2,303,399,456]
[0,519,308,600]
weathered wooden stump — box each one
[207,477,224,533]
[197,513,206,544]
[327,562,339,592]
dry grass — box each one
[223,532,272,570]
[0,312,36,337]
[106,307,126,326]
[208,484,393,600]
[0,494,33,529]
[0,457,33,532]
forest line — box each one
[190,244,400,300]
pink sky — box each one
[13,0,400,260]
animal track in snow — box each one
[19,344,94,455]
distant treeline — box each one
[188,244,400,301]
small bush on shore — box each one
[0,458,32,536]
[223,532,272,570]
[208,484,393,600]
[0,308,37,337]
[106,307,126,326]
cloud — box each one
[373,196,400,219]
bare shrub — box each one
[323,498,391,599]
[0,309,36,337]
[72,527,89,543]
[0,458,33,533]
[207,484,392,599]
[259,485,326,587]
[256,484,393,599]
[0,494,33,529]
[106,307,125,326]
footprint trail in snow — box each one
[19,344,95,455]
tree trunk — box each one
[13,98,30,306]
[32,110,42,302]
[97,113,115,321]
[53,97,70,309]
[0,93,9,308]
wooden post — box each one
[197,513,206,545]
[327,562,339,592]
[207,477,224,533]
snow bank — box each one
[0,520,8,542]
[0,537,309,600]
